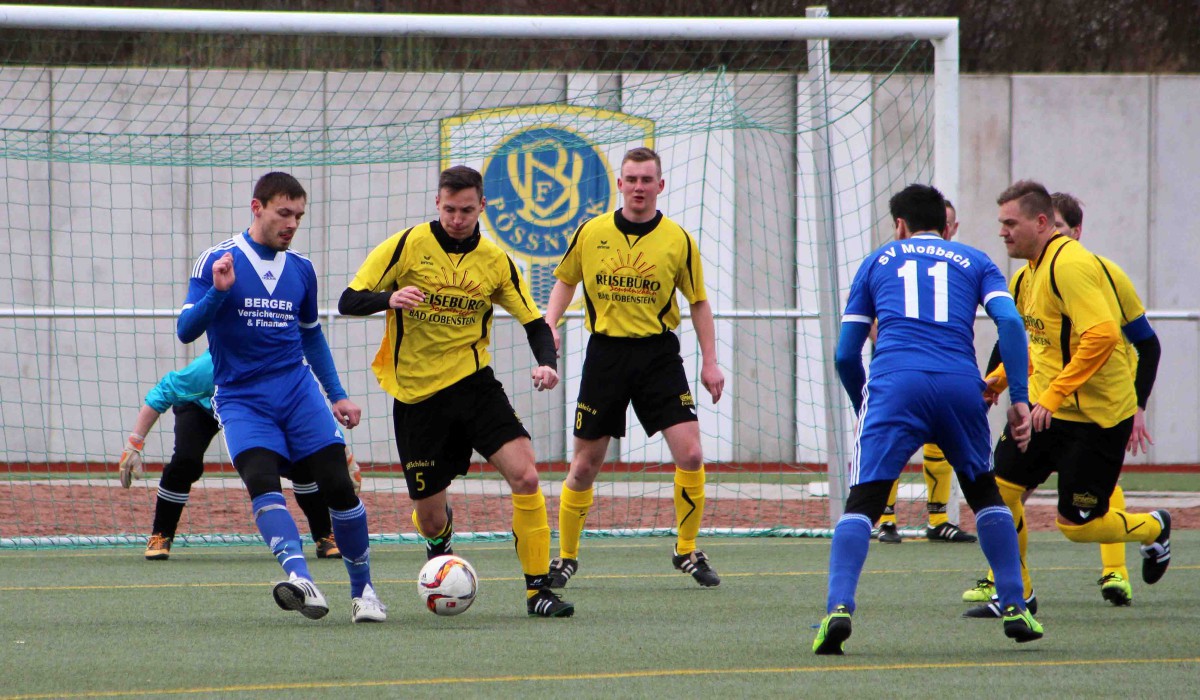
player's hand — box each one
[1030,403,1053,433]
[118,434,145,489]
[532,365,559,391]
[1127,407,1154,456]
[1006,402,1032,453]
[211,252,235,291]
[389,286,424,310]
[982,376,1002,407]
[345,446,362,495]
[701,361,724,403]
[332,399,361,429]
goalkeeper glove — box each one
[346,446,362,495]
[118,434,145,489]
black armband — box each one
[985,341,1002,375]
[338,287,392,316]
[523,318,557,371]
[1132,334,1161,409]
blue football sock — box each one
[251,492,311,580]
[827,513,874,614]
[330,500,372,598]
[975,505,1024,609]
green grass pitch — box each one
[2,532,1197,698]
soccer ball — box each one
[417,554,478,616]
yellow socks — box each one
[512,489,550,595]
[557,483,593,560]
[1056,508,1163,545]
[1099,485,1130,579]
[674,466,706,555]
[923,444,952,527]
[880,479,900,526]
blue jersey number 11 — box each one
[897,259,948,322]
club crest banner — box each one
[441,105,654,309]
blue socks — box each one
[251,492,311,581]
[826,513,874,614]
[975,505,1024,609]
[330,500,372,598]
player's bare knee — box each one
[566,455,604,488]
[673,445,704,472]
[505,466,541,495]
[416,516,447,538]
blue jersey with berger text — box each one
[183,231,320,387]
[843,232,1010,379]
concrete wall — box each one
[1,70,1196,466]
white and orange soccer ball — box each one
[417,554,478,616]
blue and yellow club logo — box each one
[441,105,654,308]
[482,126,610,260]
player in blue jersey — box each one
[116,350,361,561]
[177,172,384,623]
[812,183,1043,655]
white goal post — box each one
[0,4,959,544]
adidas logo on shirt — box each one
[262,271,276,280]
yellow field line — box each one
[4,657,1198,699]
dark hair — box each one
[1051,191,1084,228]
[888,183,947,234]
[997,179,1054,221]
[438,165,483,197]
[944,197,955,213]
[622,146,662,175]
[253,172,306,205]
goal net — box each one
[0,9,954,548]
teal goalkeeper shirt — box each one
[144,351,215,416]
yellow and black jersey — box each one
[554,209,707,338]
[347,221,543,404]
[1095,254,1147,384]
[1095,255,1146,325]
[1009,235,1137,428]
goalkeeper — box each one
[118,349,361,561]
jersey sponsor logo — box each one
[243,297,294,311]
[594,250,660,305]
[408,269,484,327]
[441,104,653,308]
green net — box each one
[0,27,937,548]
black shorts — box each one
[392,366,530,500]
[574,331,698,439]
[994,415,1133,523]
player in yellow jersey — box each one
[962,180,1171,620]
[338,165,573,618]
[544,147,726,588]
[876,200,977,544]
[963,192,1160,607]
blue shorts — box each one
[852,370,992,486]
[212,363,345,464]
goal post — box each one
[0,5,958,547]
